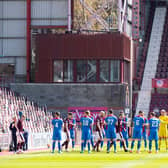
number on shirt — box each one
[152,121,158,127]
[136,120,139,126]
[83,120,89,126]
[108,119,113,125]
[55,122,58,128]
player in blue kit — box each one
[105,109,118,153]
[148,112,160,153]
[130,111,145,153]
[80,110,93,154]
[142,112,148,150]
[51,112,63,154]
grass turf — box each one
[1,142,168,168]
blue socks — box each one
[107,140,111,151]
[149,140,158,151]
[149,140,152,151]
[113,141,116,151]
[125,139,129,148]
[144,140,147,148]
[91,137,94,148]
[88,142,91,151]
[72,140,75,149]
[81,142,84,152]
[120,141,123,148]
[120,139,128,149]
[137,141,141,151]
[52,141,56,152]
[131,140,135,150]
[101,140,104,148]
[58,142,61,152]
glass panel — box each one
[64,60,73,82]
[124,61,130,83]
[87,60,97,82]
[99,60,109,82]
[110,60,120,82]
[53,60,63,82]
[76,60,87,82]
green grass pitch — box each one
[1,142,168,168]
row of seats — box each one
[0,88,52,133]
[150,93,168,112]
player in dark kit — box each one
[62,112,76,151]
[93,111,105,152]
[118,111,129,152]
[17,115,25,153]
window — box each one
[99,60,109,82]
[53,60,63,82]
[53,59,121,83]
[64,60,73,82]
[76,60,87,82]
[87,60,97,82]
[110,60,120,82]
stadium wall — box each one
[10,83,129,117]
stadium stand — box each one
[134,4,168,117]
[150,93,168,113]
[137,3,156,86]
[136,6,167,116]
[0,88,52,133]
[156,8,168,78]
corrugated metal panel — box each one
[51,20,68,26]
[3,39,26,56]
[3,1,26,18]
[31,20,68,26]
[0,57,15,64]
[51,1,68,18]
[31,20,50,26]
[31,0,68,26]
[15,58,26,75]
[31,1,51,18]
[2,20,26,37]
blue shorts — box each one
[142,131,147,140]
[53,132,62,141]
[121,130,128,140]
[149,130,158,141]
[70,129,75,139]
[82,130,91,141]
[132,129,142,140]
[106,130,116,140]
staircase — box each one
[136,7,167,117]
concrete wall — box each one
[10,83,129,117]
